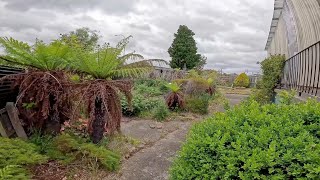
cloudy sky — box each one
[0,0,274,73]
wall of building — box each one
[266,0,320,58]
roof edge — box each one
[265,0,285,51]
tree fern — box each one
[70,36,154,79]
[0,37,73,71]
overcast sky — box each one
[0,0,274,73]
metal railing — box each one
[281,41,320,96]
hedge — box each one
[170,100,320,179]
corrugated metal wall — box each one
[267,0,320,57]
[0,66,23,108]
[267,17,289,58]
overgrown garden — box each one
[170,55,320,179]
[0,26,226,179]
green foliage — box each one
[135,83,163,97]
[0,137,47,168]
[166,82,181,93]
[121,94,159,116]
[170,100,320,179]
[80,143,120,171]
[0,137,47,179]
[252,55,286,103]
[69,36,151,79]
[29,132,55,154]
[0,37,73,70]
[278,90,296,105]
[0,165,29,180]
[168,25,205,70]
[30,133,120,171]
[122,79,169,117]
[61,27,99,51]
[69,74,81,83]
[185,94,211,114]
[153,102,170,122]
[234,73,250,88]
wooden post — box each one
[6,102,27,140]
[0,114,8,137]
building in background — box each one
[265,0,320,58]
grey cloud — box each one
[2,0,138,15]
[0,0,274,73]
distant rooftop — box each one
[148,59,171,68]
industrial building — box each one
[265,0,320,58]
[266,0,320,97]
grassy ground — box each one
[218,86,252,95]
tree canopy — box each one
[168,25,205,70]
[61,27,99,51]
[234,73,250,88]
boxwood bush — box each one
[170,100,320,179]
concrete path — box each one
[108,94,248,180]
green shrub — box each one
[170,100,320,179]
[29,132,55,154]
[44,134,120,171]
[252,55,286,103]
[153,102,170,122]
[0,137,47,179]
[185,94,211,114]
[80,143,120,171]
[121,94,159,116]
[135,83,163,97]
[135,79,168,93]
[0,165,29,180]
[0,137,47,168]
[30,133,120,171]
[278,89,296,105]
[234,73,250,88]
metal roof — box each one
[265,0,285,50]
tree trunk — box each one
[91,97,106,144]
[44,94,61,134]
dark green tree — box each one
[168,25,203,70]
[61,27,99,51]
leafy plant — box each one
[135,83,163,97]
[278,89,296,105]
[0,137,47,179]
[0,37,74,133]
[153,102,170,122]
[252,55,286,104]
[0,137,47,168]
[121,94,159,116]
[69,36,154,143]
[170,100,320,179]
[165,82,181,93]
[234,72,250,88]
[0,165,29,180]
[165,82,185,110]
[185,94,211,114]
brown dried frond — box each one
[76,79,133,135]
[0,70,72,132]
[166,92,185,110]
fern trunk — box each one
[91,97,106,144]
[44,94,61,134]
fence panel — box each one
[282,41,320,96]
